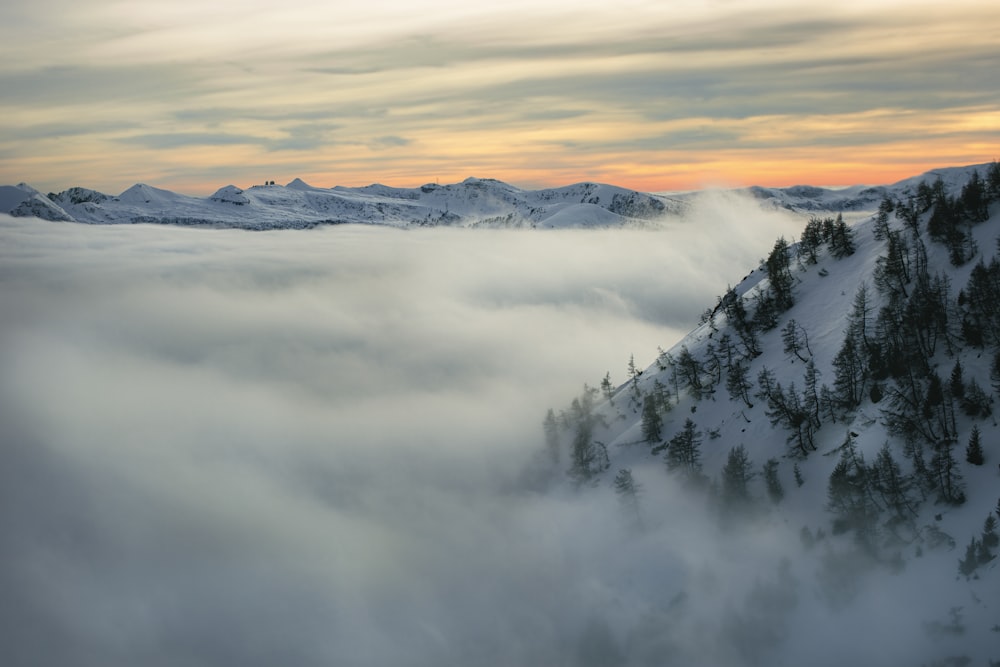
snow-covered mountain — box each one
[539,161,1000,665]
[0,177,687,229]
[5,165,988,230]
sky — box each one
[1,0,998,195]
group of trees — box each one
[542,165,999,564]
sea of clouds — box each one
[2,199,954,666]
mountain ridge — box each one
[4,163,994,229]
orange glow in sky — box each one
[1,0,998,195]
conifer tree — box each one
[763,458,784,504]
[949,359,965,399]
[543,408,560,465]
[781,319,810,362]
[869,442,918,525]
[959,537,980,577]
[613,468,642,528]
[765,237,794,311]
[874,196,894,241]
[725,359,754,409]
[676,346,704,401]
[567,385,608,486]
[601,372,615,403]
[966,425,985,465]
[641,396,663,446]
[930,440,966,505]
[829,213,856,258]
[832,334,865,409]
[722,444,755,509]
[627,354,642,407]
[826,437,879,549]
[665,418,703,481]
[799,216,824,264]
[982,514,999,550]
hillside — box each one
[540,162,1000,665]
[1,169,976,230]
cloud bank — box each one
[0,204,971,666]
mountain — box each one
[5,166,988,230]
[0,177,688,230]
[538,161,1000,665]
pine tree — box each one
[826,438,879,549]
[627,354,642,408]
[641,396,663,445]
[960,169,989,222]
[763,458,784,504]
[676,346,704,401]
[725,359,754,409]
[830,213,856,258]
[959,537,980,578]
[799,216,824,264]
[567,385,608,486]
[949,360,965,400]
[781,319,810,362]
[665,418,703,481]
[966,425,985,465]
[869,442,918,525]
[982,514,999,550]
[832,334,865,409]
[976,539,994,565]
[613,468,642,528]
[765,237,795,311]
[601,372,615,403]
[543,408,560,465]
[961,378,991,418]
[874,196,894,241]
[721,444,754,509]
[930,440,966,505]
[849,283,874,353]
[793,463,804,487]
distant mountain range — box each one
[3,166,987,229]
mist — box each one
[1,201,940,666]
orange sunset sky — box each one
[1,0,998,195]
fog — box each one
[0,203,946,666]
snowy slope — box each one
[544,162,1000,665]
[11,166,989,230]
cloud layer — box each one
[0,204,806,666]
[1,1,998,193]
[0,205,982,666]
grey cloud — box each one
[117,122,354,153]
[0,205,817,667]
[0,188,986,665]
[0,64,209,107]
[368,135,410,149]
[119,131,265,149]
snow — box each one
[0,184,31,211]
[0,172,894,231]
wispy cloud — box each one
[1,1,998,193]
[0,203,972,666]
